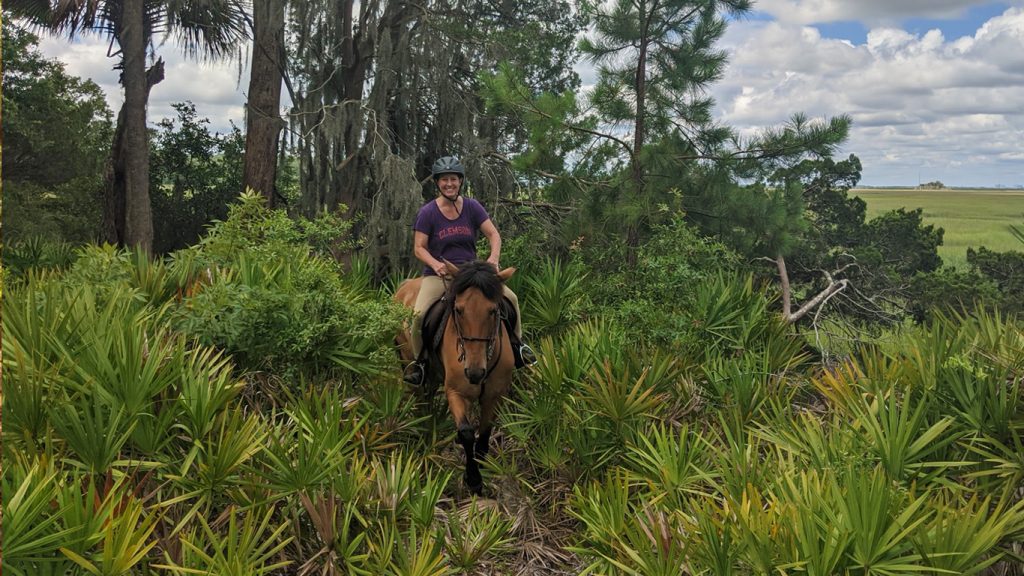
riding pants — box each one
[411,275,522,359]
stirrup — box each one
[403,361,426,386]
[517,343,538,368]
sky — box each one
[37,0,1024,188]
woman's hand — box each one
[432,261,449,277]
[486,256,500,271]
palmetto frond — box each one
[163,0,249,61]
[7,0,248,62]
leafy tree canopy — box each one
[2,20,113,243]
[149,102,245,254]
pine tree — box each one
[579,0,751,260]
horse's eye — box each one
[455,307,463,316]
[489,309,497,316]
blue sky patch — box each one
[743,2,1013,45]
[902,2,1012,40]
[813,20,869,44]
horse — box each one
[394,260,516,495]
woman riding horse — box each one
[394,259,515,494]
[402,156,535,387]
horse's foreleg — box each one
[447,388,482,495]
[475,399,498,461]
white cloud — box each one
[39,34,122,110]
[756,0,1024,25]
[714,7,1024,186]
[38,30,250,135]
[31,5,1024,187]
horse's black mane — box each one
[447,260,502,301]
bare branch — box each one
[787,279,848,324]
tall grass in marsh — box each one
[853,188,1024,268]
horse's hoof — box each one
[464,471,483,496]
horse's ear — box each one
[497,267,516,282]
[444,260,460,277]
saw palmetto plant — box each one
[4,238,1023,575]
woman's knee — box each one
[502,286,519,306]
[414,277,446,314]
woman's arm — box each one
[480,219,502,269]
[414,231,448,277]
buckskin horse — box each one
[395,260,516,495]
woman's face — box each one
[437,174,461,198]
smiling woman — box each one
[400,156,535,389]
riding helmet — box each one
[431,156,465,180]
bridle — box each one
[445,278,506,388]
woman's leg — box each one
[501,285,536,366]
[411,275,447,359]
[501,285,523,340]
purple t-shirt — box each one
[414,197,490,276]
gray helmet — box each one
[431,156,465,180]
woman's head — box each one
[432,156,464,200]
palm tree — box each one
[6,0,249,253]
[242,0,285,206]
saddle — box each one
[421,296,517,358]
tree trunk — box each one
[632,24,647,187]
[777,253,849,324]
[626,1,650,266]
[119,0,153,253]
[335,0,376,216]
[243,0,285,205]
[103,112,127,245]
[777,254,792,319]
[103,59,163,247]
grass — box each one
[852,188,1024,268]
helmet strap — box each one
[443,191,462,217]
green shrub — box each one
[175,252,403,378]
[967,246,1024,315]
[170,192,405,380]
[907,267,1000,322]
[576,216,740,347]
[3,238,78,285]
[520,256,589,337]
[681,272,812,374]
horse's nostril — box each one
[465,368,485,384]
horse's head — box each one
[444,260,515,385]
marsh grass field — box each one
[853,187,1024,268]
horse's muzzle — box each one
[465,367,486,385]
